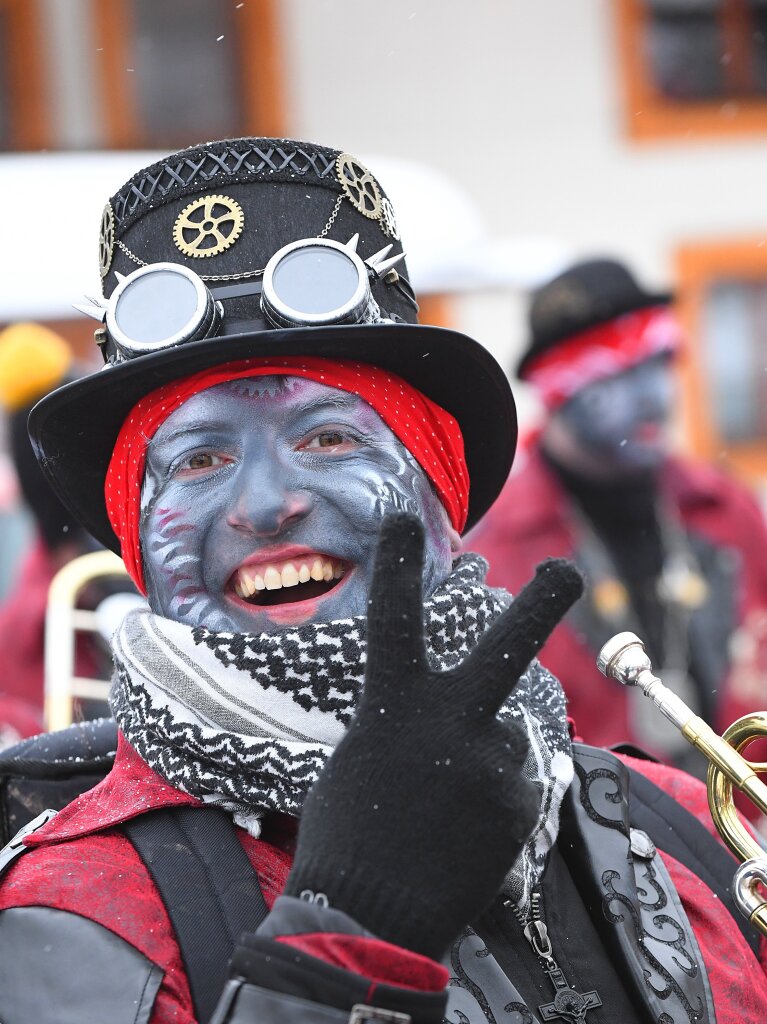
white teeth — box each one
[235,557,346,598]
[282,563,299,587]
[264,567,282,590]
[310,559,324,581]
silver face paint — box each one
[140,375,455,633]
[551,354,674,478]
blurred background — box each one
[1,0,767,583]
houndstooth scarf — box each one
[110,554,573,911]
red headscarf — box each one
[105,356,469,593]
[522,307,683,410]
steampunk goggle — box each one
[77,236,411,365]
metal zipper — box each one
[504,890,603,1023]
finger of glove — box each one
[458,558,584,714]
[365,513,429,690]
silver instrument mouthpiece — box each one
[596,630,694,730]
[596,631,651,687]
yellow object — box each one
[592,578,629,620]
[0,322,72,412]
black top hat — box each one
[516,258,673,379]
[29,137,516,551]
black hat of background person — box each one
[516,258,673,380]
[28,137,516,552]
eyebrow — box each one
[151,419,234,449]
[293,393,361,416]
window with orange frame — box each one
[615,0,767,141]
[676,239,767,479]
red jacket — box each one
[0,734,445,1022]
[1,732,766,1022]
[468,444,767,755]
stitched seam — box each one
[131,962,163,1024]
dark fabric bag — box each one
[0,718,117,846]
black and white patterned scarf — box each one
[110,554,573,911]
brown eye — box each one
[301,429,361,454]
[316,431,345,448]
[174,452,231,477]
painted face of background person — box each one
[139,375,461,633]
[544,354,675,479]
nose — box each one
[226,456,313,538]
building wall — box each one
[5,1,767,432]
[281,0,767,428]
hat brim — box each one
[28,323,517,552]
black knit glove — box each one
[285,513,583,960]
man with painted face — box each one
[470,258,767,773]
[1,144,766,1024]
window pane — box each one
[646,14,724,99]
[131,0,244,147]
[643,0,767,100]
[753,9,767,91]
[0,7,12,149]
[701,280,767,443]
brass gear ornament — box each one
[335,154,382,220]
[98,203,115,278]
[380,197,399,240]
[173,194,244,258]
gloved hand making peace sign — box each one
[286,513,583,960]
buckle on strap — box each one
[0,808,58,878]
[349,1005,411,1024]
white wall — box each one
[281,0,767,429]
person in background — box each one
[0,323,95,743]
[469,258,767,775]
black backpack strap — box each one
[626,764,761,956]
[123,805,269,1023]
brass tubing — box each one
[598,632,767,939]
[707,714,767,866]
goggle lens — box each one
[114,269,200,346]
[272,245,361,316]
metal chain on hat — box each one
[115,240,265,282]
[317,193,344,239]
[112,193,348,283]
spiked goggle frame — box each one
[77,234,412,365]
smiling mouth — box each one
[228,555,348,607]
